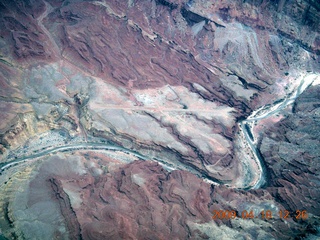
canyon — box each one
[0,0,319,239]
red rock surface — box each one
[0,0,319,239]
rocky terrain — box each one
[260,84,320,219]
[0,0,319,239]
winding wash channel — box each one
[240,73,319,189]
[0,141,211,183]
[0,74,318,189]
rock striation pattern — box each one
[260,85,320,219]
[0,0,319,239]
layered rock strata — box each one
[0,0,319,239]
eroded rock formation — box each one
[0,0,319,239]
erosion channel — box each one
[1,74,318,190]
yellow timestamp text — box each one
[212,210,308,220]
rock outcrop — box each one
[0,0,319,239]
[260,85,320,219]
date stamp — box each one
[212,210,308,220]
